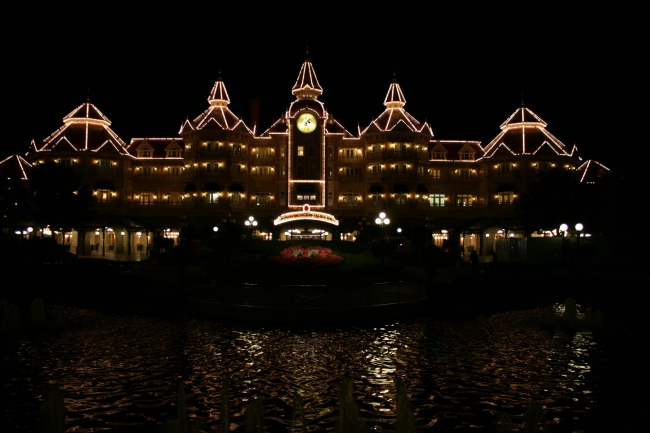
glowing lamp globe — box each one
[575,223,584,231]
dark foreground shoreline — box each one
[1,260,648,432]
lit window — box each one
[456,194,473,206]
[497,191,515,204]
[255,192,271,205]
[297,146,305,156]
[395,194,407,205]
[431,169,441,179]
[140,192,153,205]
[497,164,512,175]
[429,194,445,207]
[96,189,112,202]
[255,166,271,176]
[342,193,359,205]
[206,192,219,204]
[458,169,471,178]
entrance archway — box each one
[273,204,339,241]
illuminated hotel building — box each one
[4,57,609,256]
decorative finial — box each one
[392,70,397,83]
[521,92,525,107]
[305,44,310,61]
[87,88,90,102]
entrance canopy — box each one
[273,204,339,226]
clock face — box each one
[296,112,317,133]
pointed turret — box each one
[361,74,432,136]
[383,73,406,108]
[208,72,231,107]
[63,101,111,127]
[500,106,547,130]
[291,52,323,100]
[187,73,252,133]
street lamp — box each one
[213,226,219,232]
[244,216,258,227]
[375,212,390,268]
[375,212,390,227]
[575,222,583,265]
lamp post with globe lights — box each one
[575,223,583,265]
[244,216,258,239]
[375,212,390,267]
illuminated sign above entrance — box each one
[273,205,339,226]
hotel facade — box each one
[2,58,608,258]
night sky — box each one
[2,1,645,173]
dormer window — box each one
[431,146,447,160]
[137,143,154,158]
[461,150,473,160]
[166,143,182,158]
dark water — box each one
[1,306,603,432]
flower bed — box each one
[269,246,344,268]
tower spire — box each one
[291,55,323,100]
[208,71,230,106]
[384,73,406,108]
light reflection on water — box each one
[0,307,600,432]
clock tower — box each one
[287,55,327,208]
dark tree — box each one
[0,166,30,239]
[517,169,589,232]
[27,162,95,233]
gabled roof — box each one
[483,106,569,158]
[291,55,323,100]
[260,118,289,136]
[325,118,354,138]
[185,76,253,134]
[37,101,129,154]
[577,160,611,183]
[361,77,433,136]
[0,155,32,180]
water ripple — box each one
[0,307,602,432]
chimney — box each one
[249,99,260,130]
